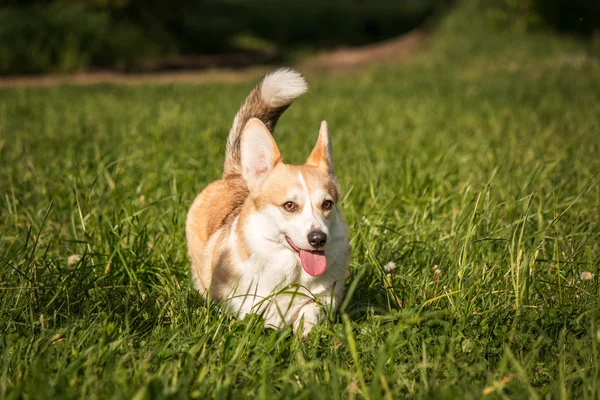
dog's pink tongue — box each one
[299,250,327,276]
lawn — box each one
[1,9,600,399]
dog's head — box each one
[240,118,342,277]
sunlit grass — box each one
[1,17,600,399]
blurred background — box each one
[0,0,598,76]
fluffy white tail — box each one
[223,68,308,177]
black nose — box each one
[308,230,327,248]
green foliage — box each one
[0,0,434,75]
[0,4,158,74]
[425,0,599,69]
[0,0,597,75]
[1,6,600,398]
[485,0,544,32]
[466,0,600,35]
[236,0,433,48]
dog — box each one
[186,68,350,336]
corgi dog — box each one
[186,68,350,336]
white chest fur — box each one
[221,214,348,333]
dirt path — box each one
[0,29,427,88]
[299,28,426,69]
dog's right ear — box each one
[306,120,334,173]
[241,118,281,193]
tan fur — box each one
[186,69,348,335]
[252,163,299,209]
[254,163,340,210]
[186,175,247,294]
[306,137,328,169]
[298,165,341,203]
[188,69,307,296]
[187,162,341,299]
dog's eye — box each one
[321,200,333,211]
[282,201,297,212]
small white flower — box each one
[383,262,396,273]
[580,271,594,281]
[67,254,82,267]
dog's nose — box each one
[308,230,327,248]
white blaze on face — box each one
[293,171,329,276]
[297,172,329,239]
[249,166,334,278]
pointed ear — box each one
[241,118,281,193]
[306,120,334,173]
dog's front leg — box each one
[261,296,320,336]
[292,301,320,337]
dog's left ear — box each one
[306,120,334,173]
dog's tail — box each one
[223,68,308,177]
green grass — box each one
[1,10,600,399]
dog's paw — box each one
[293,302,320,338]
